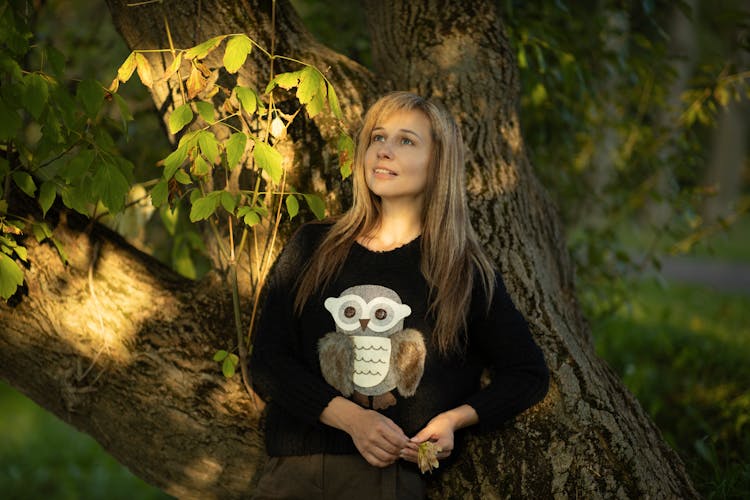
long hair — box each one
[295,91,496,356]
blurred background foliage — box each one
[1,0,748,498]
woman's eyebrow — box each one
[372,126,422,139]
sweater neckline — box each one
[353,234,421,254]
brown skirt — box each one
[251,453,426,500]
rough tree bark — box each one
[0,0,699,498]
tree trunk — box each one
[0,0,698,498]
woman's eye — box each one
[400,137,414,145]
[371,134,385,143]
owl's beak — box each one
[359,318,370,331]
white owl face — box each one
[324,285,412,335]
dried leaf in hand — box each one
[417,441,442,474]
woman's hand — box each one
[348,409,410,467]
[401,405,479,464]
[400,413,455,463]
[320,396,409,468]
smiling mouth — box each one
[374,167,397,176]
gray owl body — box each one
[318,284,427,409]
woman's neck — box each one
[359,199,423,252]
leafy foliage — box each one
[0,4,135,299]
[1,4,352,384]
[500,0,750,319]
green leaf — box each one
[222,355,237,378]
[178,130,201,150]
[238,207,260,226]
[530,82,547,106]
[163,145,188,180]
[285,194,299,219]
[0,98,21,140]
[91,159,130,214]
[296,66,323,105]
[213,349,229,362]
[0,253,24,300]
[191,155,210,177]
[31,221,53,242]
[174,170,191,184]
[225,132,247,170]
[12,171,36,197]
[61,181,91,215]
[194,100,215,123]
[305,90,326,118]
[220,191,236,214]
[22,73,49,120]
[184,36,226,60]
[39,181,56,217]
[77,79,104,118]
[51,237,68,264]
[235,86,260,115]
[253,141,283,184]
[223,34,253,73]
[61,149,95,183]
[159,205,178,235]
[303,194,326,220]
[168,103,194,134]
[197,130,219,164]
[327,82,343,119]
[265,71,301,93]
[189,192,222,222]
[113,93,133,131]
[45,46,66,78]
[13,245,27,262]
[151,178,169,208]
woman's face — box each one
[364,108,434,207]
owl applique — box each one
[318,284,427,410]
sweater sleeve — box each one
[249,224,341,426]
[463,271,549,432]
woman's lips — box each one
[374,167,397,176]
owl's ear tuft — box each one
[397,303,412,318]
[324,296,339,315]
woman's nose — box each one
[376,143,393,159]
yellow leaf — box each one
[417,441,441,474]
[183,35,226,60]
[135,53,153,88]
[108,77,119,93]
[187,64,207,100]
[162,52,183,81]
[117,52,137,83]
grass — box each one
[592,279,750,498]
[0,382,170,500]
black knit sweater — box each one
[250,222,548,457]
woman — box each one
[250,92,548,499]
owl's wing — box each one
[318,332,354,396]
[390,328,427,397]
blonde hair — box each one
[295,91,495,356]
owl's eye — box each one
[344,306,356,318]
[374,308,387,320]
